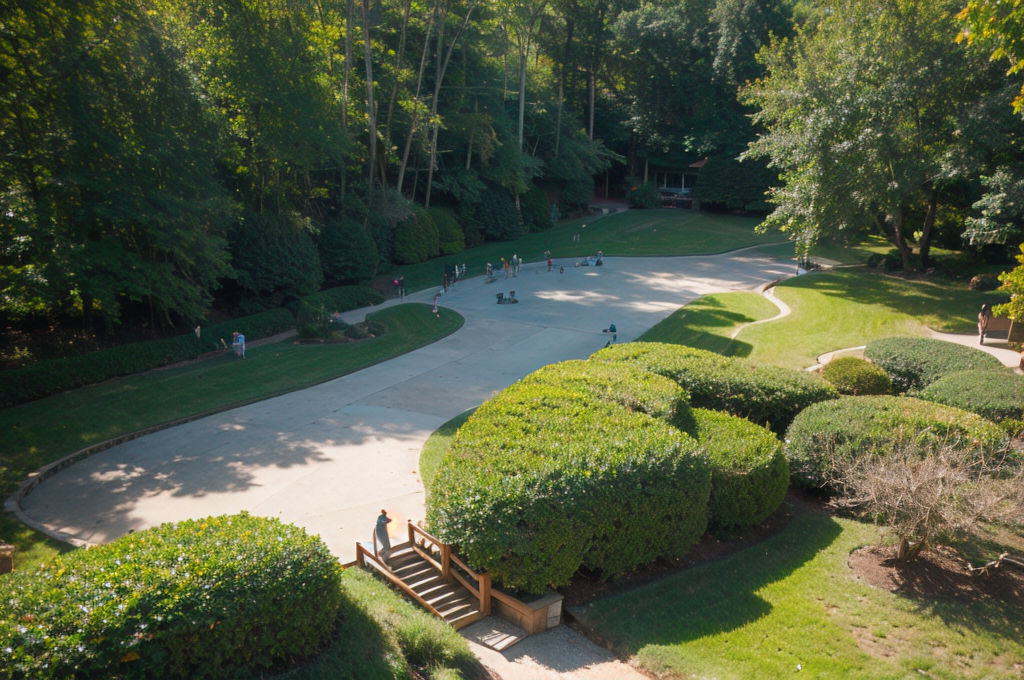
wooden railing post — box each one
[408,520,415,545]
[373,531,378,557]
[356,544,365,568]
[441,543,451,581]
[479,572,491,615]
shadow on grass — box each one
[574,506,843,655]
[637,297,759,357]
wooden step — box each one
[448,610,485,630]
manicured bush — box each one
[427,207,465,255]
[864,337,1004,392]
[519,359,697,434]
[0,308,296,409]
[520,184,553,231]
[476,184,527,241]
[921,369,1024,422]
[318,215,379,285]
[821,356,892,395]
[427,381,710,593]
[559,177,594,213]
[292,285,383,325]
[692,408,789,531]
[0,513,342,680]
[394,210,440,264]
[233,212,324,312]
[591,342,838,433]
[783,395,1009,490]
[628,182,661,209]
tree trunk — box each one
[361,0,377,198]
[342,0,355,199]
[397,3,435,194]
[588,71,595,141]
[892,209,912,271]
[382,0,414,184]
[518,52,527,150]
[466,99,476,170]
[555,75,563,156]
[919,186,939,270]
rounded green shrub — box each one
[394,210,440,264]
[427,382,710,594]
[318,215,379,285]
[519,359,697,434]
[520,184,553,231]
[427,207,465,255]
[921,369,1024,422]
[0,513,343,680]
[559,177,594,213]
[628,182,661,209]
[692,408,789,531]
[784,395,1009,489]
[591,342,838,433]
[821,356,892,395]
[864,337,1004,392]
[476,184,527,241]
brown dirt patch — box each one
[559,489,829,607]
[848,544,1024,601]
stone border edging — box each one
[4,304,465,549]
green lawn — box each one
[637,292,780,356]
[390,209,782,294]
[419,407,476,495]
[571,503,1024,680]
[0,304,463,571]
[737,269,1006,369]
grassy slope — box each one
[419,408,476,495]
[0,304,463,570]
[573,504,1024,680]
[276,568,478,680]
[737,269,1005,369]
[637,292,780,356]
[390,209,781,293]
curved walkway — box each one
[18,249,793,562]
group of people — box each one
[442,264,465,293]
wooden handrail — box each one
[356,543,445,619]
[403,521,489,616]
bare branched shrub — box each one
[828,441,1024,560]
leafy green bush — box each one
[394,211,440,264]
[921,370,1024,422]
[292,285,383,325]
[692,408,789,531]
[821,357,892,395]
[864,337,1004,392]
[0,308,296,409]
[628,182,661,209]
[592,342,838,433]
[520,184,553,231]
[427,207,465,255]
[783,395,1009,489]
[519,359,697,434]
[476,184,527,241]
[559,177,594,213]
[427,381,710,593]
[0,513,342,679]
[233,212,324,312]
[318,215,379,285]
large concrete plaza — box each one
[19,249,793,561]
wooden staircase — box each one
[356,521,490,631]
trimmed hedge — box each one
[628,182,661,209]
[293,285,383,326]
[427,207,466,255]
[864,337,1004,392]
[427,381,710,593]
[520,184,553,231]
[591,342,838,432]
[921,369,1024,422]
[692,408,789,532]
[519,359,697,434]
[783,395,1009,490]
[0,308,295,409]
[394,210,440,264]
[821,356,892,395]
[0,513,342,679]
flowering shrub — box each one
[427,381,710,594]
[692,408,789,531]
[592,342,838,432]
[0,513,342,679]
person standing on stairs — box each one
[376,509,393,561]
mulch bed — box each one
[848,544,1024,601]
[559,489,828,608]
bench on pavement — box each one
[981,316,1017,345]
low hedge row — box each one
[0,286,382,409]
[692,408,789,531]
[519,359,697,434]
[921,370,1024,422]
[0,513,342,679]
[864,337,1004,392]
[821,357,892,395]
[293,285,383,326]
[427,381,710,594]
[591,342,838,432]
[784,395,1009,490]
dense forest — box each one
[1,0,1021,357]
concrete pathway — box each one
[18,250,791,562]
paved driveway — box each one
[20,250,792,561]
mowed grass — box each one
[419,407,475,495]
[637,292,780,356]
[572,503,1024,680]
[0,304,463,570]
[737,269,1006,369]
[390,209,782,293]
